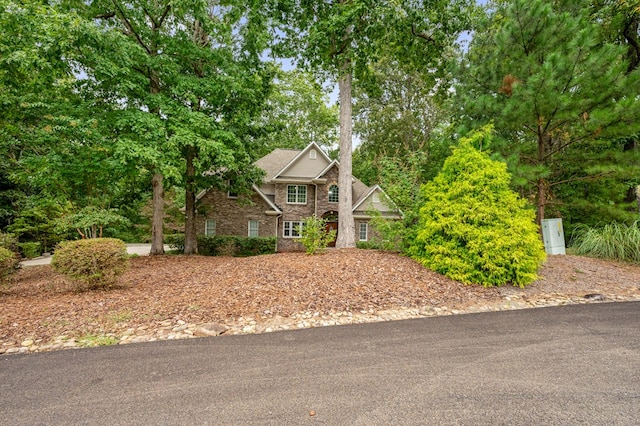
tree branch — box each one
[94,12,116,19]
[411,25,434,43]
[549,171,614,188]
[158,5,172,29]
[111,0,152,55]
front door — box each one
[325,222,338,247]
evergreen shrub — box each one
[356,240,384,250]
[18,242,41,259]
[199,236,276,256]
[51,238,129,289]
[408,127,546,287]
[0,232,18,252]
[165,233,185,252]
[167,233,276,256]
[0,247,19,284]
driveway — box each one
[19,243,170,266]
[1,301,639,425]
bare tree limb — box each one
[411,25,434,43]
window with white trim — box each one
[205,219,216,236]
[372,193,380,203]
[309,149,317,159]
[248,220,259,237]
[328,184,339,203]
[287,185,307,204]
[359,222,368,241]
[283,221,304,238]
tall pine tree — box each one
[457,0,640,226]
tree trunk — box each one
[150,172,165,255]
[335,64,356,249]
[536,127,549,232]
[184,146,198,255]
[536,177,546,227]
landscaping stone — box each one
[194,323,228,337]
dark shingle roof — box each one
[254,149,301,181]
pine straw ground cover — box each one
[2,249,640,352]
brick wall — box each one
[275,183,315,251]
[315,166,340,217]
[196,189,276,238]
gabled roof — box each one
[273,142,332,181]
[353,185,383,211]
[254,149,301,182]
[351,177,370,207]
[352,184,402,218]
[314,160,339,180]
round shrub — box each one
[0,247,19,283]
[51,238,129,289]
[407,127,546,287]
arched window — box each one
[328,185,339,203]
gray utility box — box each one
[541,218,566,255]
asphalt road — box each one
[1,302,639,425]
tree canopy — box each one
[456,0,640,227]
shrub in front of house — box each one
[407,127,546,287]
[232,236,277,256]
[297,215,336,255]
[165,233,185,252]
[356,240,385,250]
[198,235,276,256]
[51,238,129,290]
[167,233,276,256]
[0,247,19,284]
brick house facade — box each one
[195,143,401,252]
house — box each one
[194,142,401,251]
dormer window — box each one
[309,149,317,160]
[328,185,339,203]
[372,193,380,203]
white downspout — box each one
[313,183,318,217]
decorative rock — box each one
[194,323,228,337]
[584,293,605,301]
[21,339,34,347]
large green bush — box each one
[0,247,19,284]
[51,238,129,289]
[408,127,546,287]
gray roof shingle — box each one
[254,149,301,182]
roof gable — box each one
[352,185,401,215]
[271,142,332,180]
[254,149,300,182]
[315,160,339,180]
